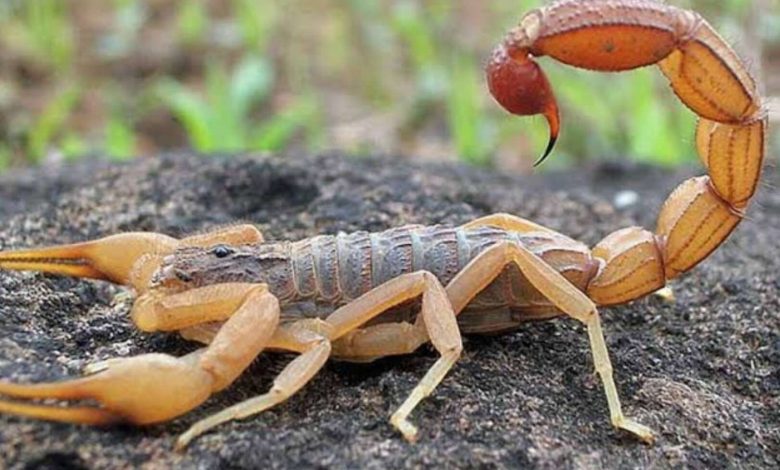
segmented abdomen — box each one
[284,225,593,329]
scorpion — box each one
[0,0,766,450]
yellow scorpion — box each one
[0,0,766,449]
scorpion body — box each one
[0,0,767,451]
[169,225,593,337]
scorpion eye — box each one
[212,245,234,259]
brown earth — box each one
[0,153,777,469]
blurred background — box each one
[0,0,778,172]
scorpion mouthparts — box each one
[175,269,193,282]
[151,264,188,287]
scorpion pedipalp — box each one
[0,232,178,291]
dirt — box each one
[0,152,777,469]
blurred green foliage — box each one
[0,0,777,171]
[157,56,317,153]
[7,0,74,72]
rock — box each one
[0,153,777,468]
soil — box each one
[0,153,777,469]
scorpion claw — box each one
[0,374,124,425]
[0,352,215,427]
[0,233,178,290]
[0,398,121,425]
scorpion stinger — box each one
[486,16,561,166]
[536,131,558,167]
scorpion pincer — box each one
[0,0,766,450]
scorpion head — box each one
[152,244,270,290]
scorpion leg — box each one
[446,241,654,443]
[152,317,334,449]
[325,271,463,442]
[331,322,426,361]
[0,283,280,431]
[176,320,332,449]
[179,322,223,344]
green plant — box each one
[2,0,74,71]
[447,53,494,165]
[253,95,319,151]
[0,143,11,171]
[60,133,87,161]
[103,0,146,58]
[231,0,278,52]
[177,0,208,46]
[104,113,137,161]
[26,85,81,163]
[157,55,318,153]
[0,0,772,170]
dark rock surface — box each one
[0,153,777,469]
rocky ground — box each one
[0,153,777,469]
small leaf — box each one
[27,85,80,162]
[251,97,317,151]
[157,79,214,151]
[177,0,208,46]
[105,114,136,161]
[230,55,274,120]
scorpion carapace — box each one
[0,0,766,451]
